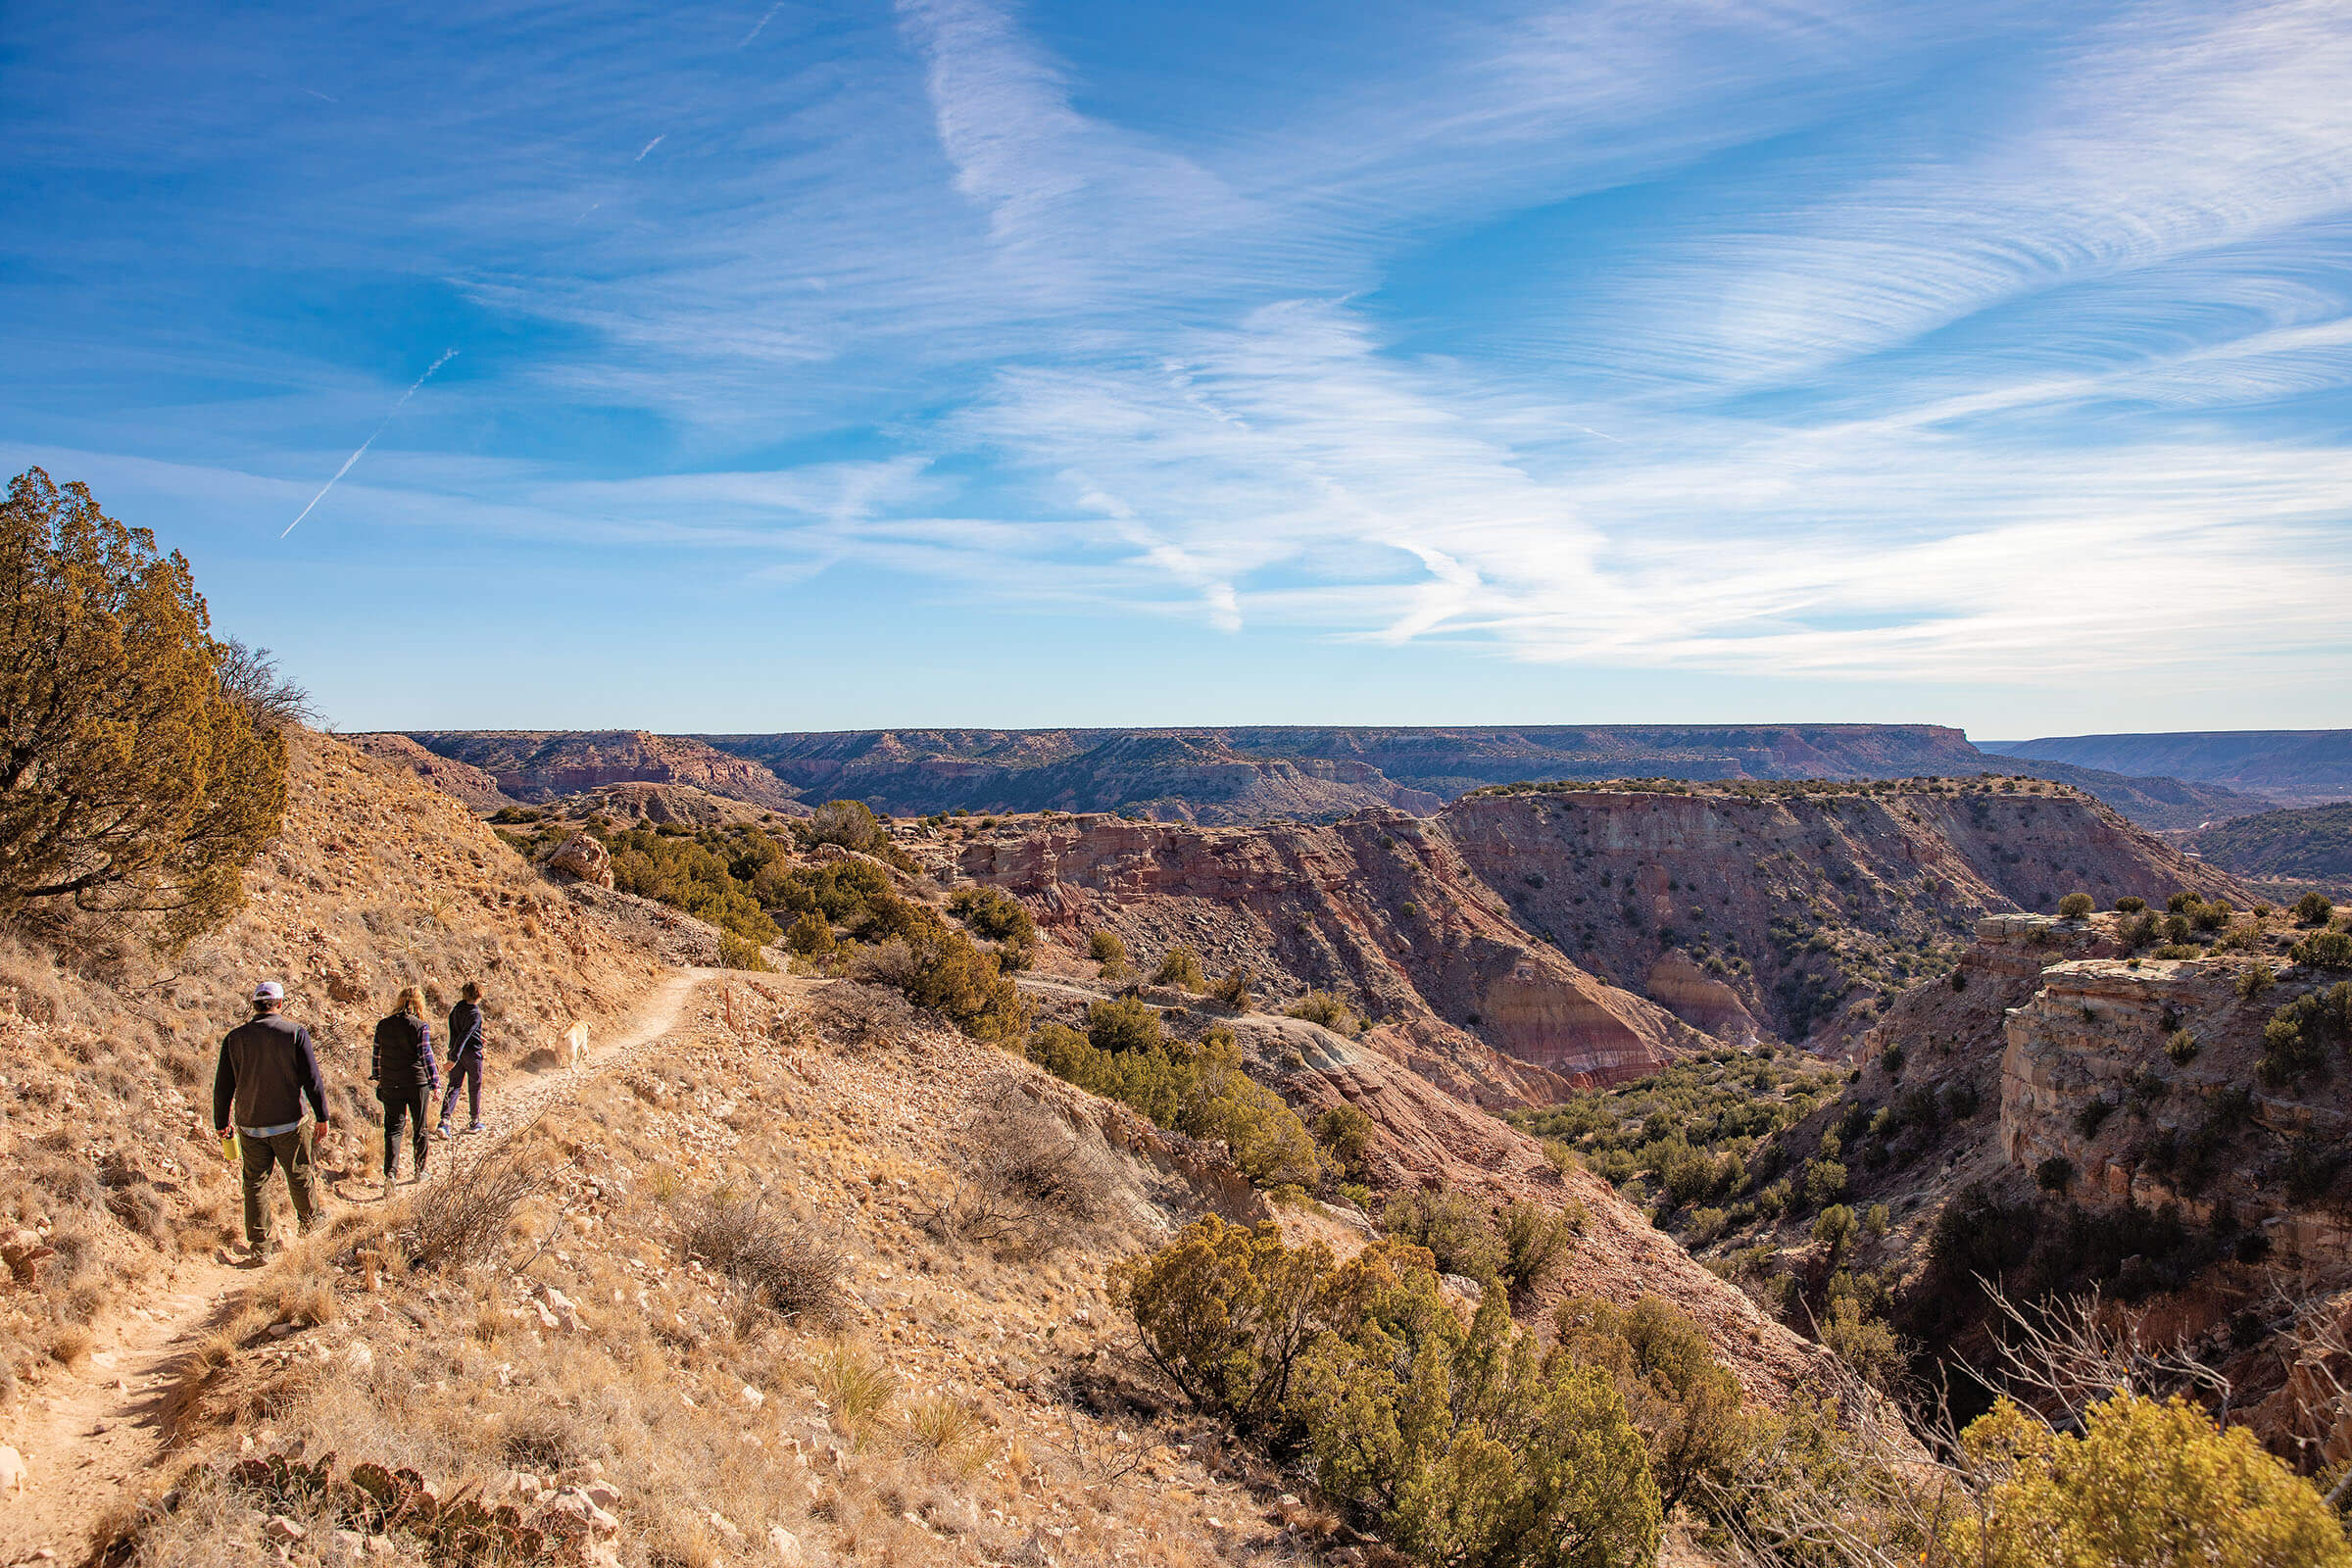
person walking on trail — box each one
[213,980,332,1260]
[438,979,488,1140]
[371,986,439,1193]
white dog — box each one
[564,1021,590,1069]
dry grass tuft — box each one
[814,1342,897,1431]
[46,1321,93,1367]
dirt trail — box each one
[0,967,715,1567]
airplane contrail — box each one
[635,134,663,161]
[281,350,459,538]
[736,2,784,47]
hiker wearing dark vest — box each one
[438,980,488,1139]
[213,980,332,1258]
[371,986,440,1193]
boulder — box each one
[548,832,614,890]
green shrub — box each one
[852,906,1030,1042]
[1381,1186,1504,1280]
[1498,1200,1582,1300]
[1311,1102,1374,1175]
[1033,1020,1322,1188]
[946,885,1036,946]
[716,931,772,971]
[2293,931,2352,969]
[1819,1292,1906,1392]
[1554,1293,1742,1514]
[784,910,835,959]
[1801,1157,1847,1209]
[1812,1203,1856,1258]
[1113,1216,1327,1433]
[0,469,289,949]
[603,824,786,946]
[2114,896,2147,913]
[2035,1156,2076,1194]
[2261,983,2352,1087]
[1286,990,1360,1032]
[2294,892,2334,927]
[1087,995,1164,1054]
[2166,1029,2200,1065]
[2238,962,2277,1000]
[1946,1394,2352,1568]
[1297,1252,1661,1568]
[1152,945,1206,991]
[1086,928,1128,976]
[2058,892,2095,918]
[1209,964,1254,1010]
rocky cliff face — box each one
[1440,781,2232,1049]
[1998,954,2346,1244]
[395,730,806,812]
[956,812,1697,1099]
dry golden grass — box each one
[44,1322,92,1368]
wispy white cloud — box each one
[8,0,2350,716]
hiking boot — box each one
[435,1122,454,1141]
[465,1121,486,1135]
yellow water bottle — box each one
[220,1129,240,1164]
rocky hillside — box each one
[1986,730,2352,807]
[385,731,808,814]
[2187,803,2352,892]
[343,733,516,811]
[1668,895,2352,1467]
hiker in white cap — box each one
[213,980,333,1260]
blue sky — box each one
[6,0,2349,736]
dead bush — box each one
[804,981,914,1049]
[397,1140,550,1273]
[971,1085,1108,1223]
[920,1079,1114,1256]
[678,1189,843,1326]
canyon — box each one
[951,778,2229,1093]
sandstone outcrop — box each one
[1997,951,2349,1244]
[548,830,616,889]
